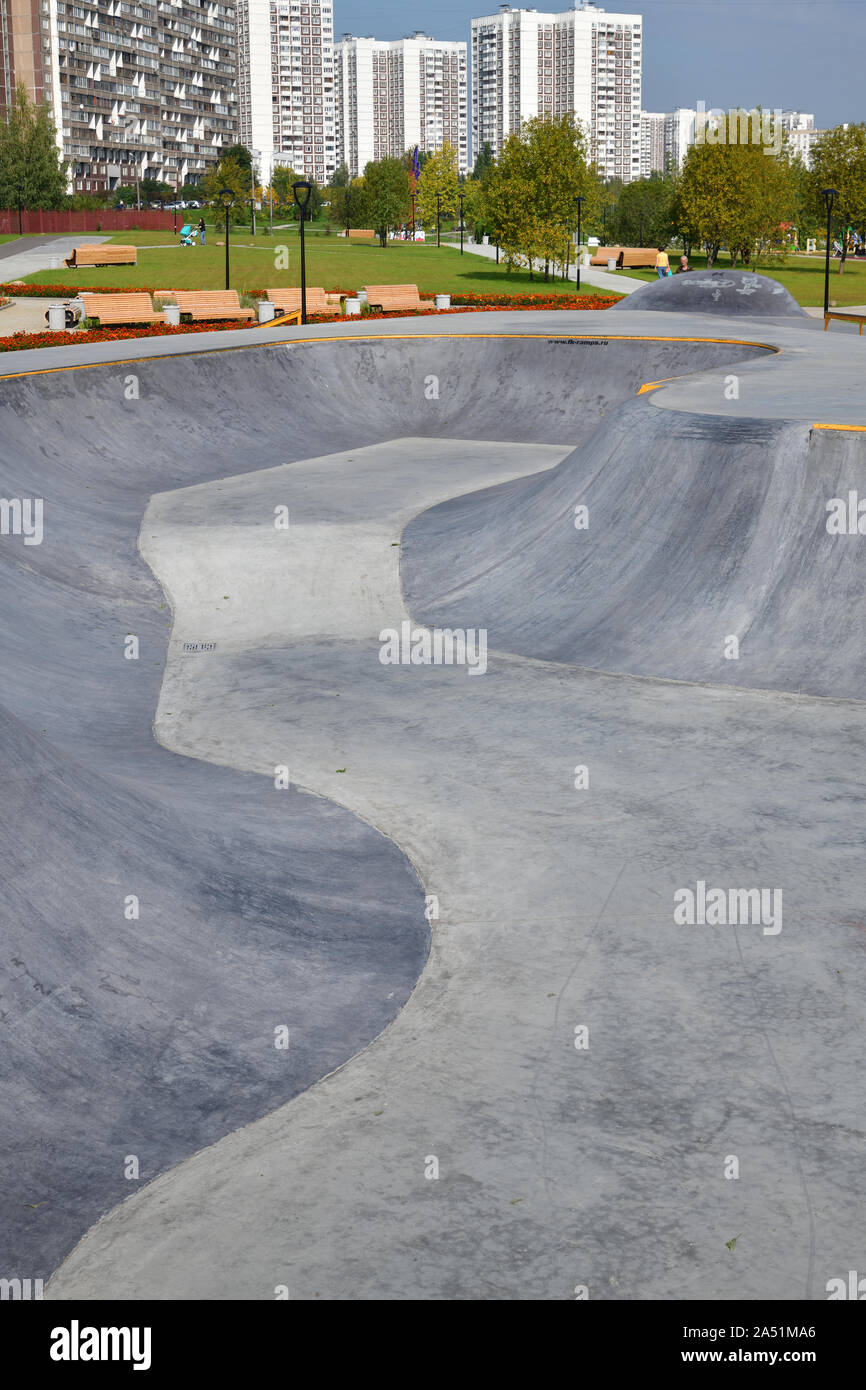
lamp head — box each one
[292,181,313,210]
[219,187,235,209]
[822,187,838,207]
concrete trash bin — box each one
[435,294,451,310]
[258,301,275,323]
[607,257,617,272]
[164,304,181,325]
[345,298,361,316]
[47,304,67,331]
[48,255,63,270]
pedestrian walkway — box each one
[0,233,109,282]
[446,236,640,295]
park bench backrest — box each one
[363,284,428,312]
[266,287,332,314]
[67,244,138,267]
[79,292,162,324]
[348,229,376,241]
[172,291,254,319]
[589,246,624,266]
[620,248,661,268]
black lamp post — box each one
[219,187,234,290]
[436,192,442,248]
[822,187,838,317]
[293,180,313,324]
[574,194,585,291]
[17,184,23,235]
[345,188,351,238]
[458,192,465,255]
[411,191,416,240]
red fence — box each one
[0,209,176,234]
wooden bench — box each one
[620,247,663,268]
[825,309,866,335]
[590,246,624,267]
[347,229,376,242]
[266,287,334,316]
[65,244,138,268]
[80,292,164,325]
[363,284,432,313]
[172,290,255,321]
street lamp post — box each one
[411,191,416,241]
[17,185,23,235]
[574,194,585,292]
[459,192,465,255]
[822,187,838,317]
[293,181,313,324]
[219,187,234,290]
[345,189,351,239]
[436,193,442,248]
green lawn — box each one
[619,250,866,307]
[17,226,607,298]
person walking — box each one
[655,246,670,278]
[198,217,206,246]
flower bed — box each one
[0,282,149,298]
[0,320,250,352]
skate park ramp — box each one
[1,317,864,1302]
[401,397,866,697]
[610,268,807,316]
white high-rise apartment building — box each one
[0,0,238,194]
[237,0,336,184]
[663,106,695,170]
[640,110,664,175]
[336,33,468,178]
[471,2,643,183]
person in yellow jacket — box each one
[655,247,670,278]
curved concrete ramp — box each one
[0,353,428,1283]
[0,316,862,1302]
[403,399,866,698]
[611,268,806,317]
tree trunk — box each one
[544,258,549,282]
[839,243,847,274]
[730,250,737,268]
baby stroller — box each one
[179,223,198,247]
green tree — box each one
[472,141,495,183]
[416,141,460,227]
[361,157,411,246]
[326,176,367,231]
[203,154,252,224]
[222,143,252,173]
[610,173,675,249]
[675,139,795,268]
[331,161,350,188]
[809,123,866,272]
[483,113,599,280]
[0,82,67,209]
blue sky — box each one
[334,1,864,128]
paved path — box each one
[452,236,639,295]
[0,233,109,282]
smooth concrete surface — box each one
[611,268,807,317]
[0,354,430,1284]
[0,318,852,1300]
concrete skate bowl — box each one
[0,329,786,1285]
[610,268,807,317]
[403,396,866,700]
